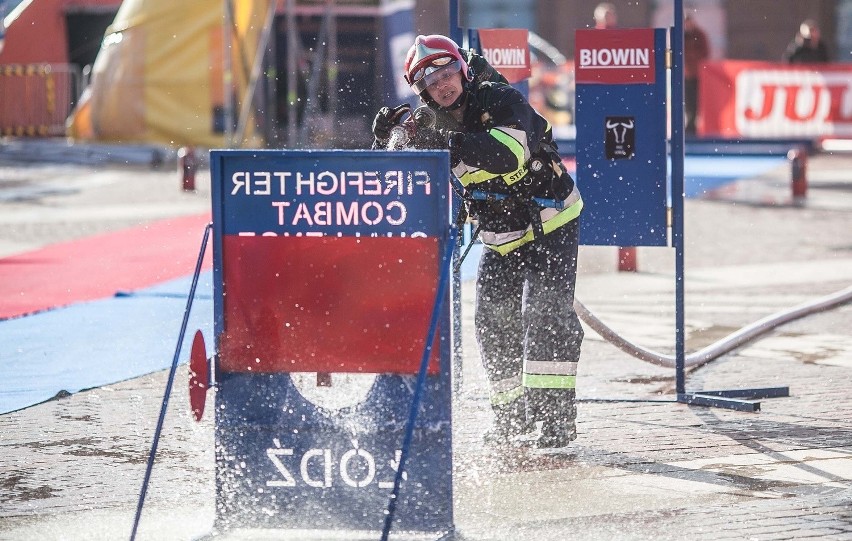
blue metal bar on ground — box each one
[671,0,687,397]
[694,387,790,400]
[381,226,459,541]
[129,222,212,541]
[683,387,790,412]
[681,393,760,413]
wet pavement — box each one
[1,142,852,540]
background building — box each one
[417,0,847,63]
[1,0,849,146]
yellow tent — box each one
[68,0,271,148]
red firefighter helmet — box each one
[404,35,472,98]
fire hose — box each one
[575,284,852,369]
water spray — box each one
[385,105,437,151]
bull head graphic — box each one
[606,119,634,144]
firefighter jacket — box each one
[461,49,509,86]
[429,81,583,255]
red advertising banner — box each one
[701,60,852,138]
[479,28,530,84]
[574,28,656,85]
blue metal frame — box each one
[672,0,687,398]
[574,28,668,247]
[682,387,791,412]
[670,0,788,411]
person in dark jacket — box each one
[683,14,710,135]
[372,35,584,448]
[783,19,830,64]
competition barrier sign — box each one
[210,150,453,534]
[700,60,852,139]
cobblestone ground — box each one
[1,152,851,540]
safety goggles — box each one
[410,58,461,95]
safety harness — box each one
[452,138,582,268]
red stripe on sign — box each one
[0,213,212,320]
[218,235,442,375]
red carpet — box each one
[0,213,213,320]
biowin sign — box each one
[701,60,852,138]
[573,28,667,247]
[575,28,656,85]
[478,28,531,84]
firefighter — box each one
[372,35,584,448]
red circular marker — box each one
[189,330,208,422]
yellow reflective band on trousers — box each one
[489,374,523,406]
[522,373,576,389]
[486,195,583,255]
[490,384,524,406]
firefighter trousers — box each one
[474,218,583,427]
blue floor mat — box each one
[0,272,214,414]
[682,155,786,198]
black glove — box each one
[372,104,410,142]
[412,125,447,149]
[412,106,436,130]
[445,130,465,166]
[412,127,464,164]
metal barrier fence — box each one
[0,64,81,137]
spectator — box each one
[783,19,830,64]
[683,14,710,135]
[593,2,618,29]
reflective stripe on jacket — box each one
[436,81,580,254]
[479,189,583,255]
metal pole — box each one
[449,0,462,46]
[327,0,337,138]
[129,223,212,541]
[223,0,234,148]
[265,25,278,148]
[448,0,462,396]
[671,0,687,397]
[286,0,298,147]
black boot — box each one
[534,389,577,449]
[537,419,577,448]
[483,400,535,446]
